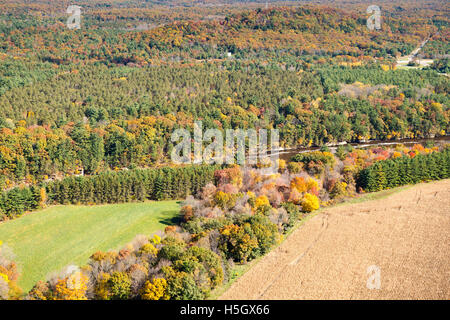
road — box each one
[396,35,434,68]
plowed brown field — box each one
[220,180,450,299]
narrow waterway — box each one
[275,136,450,161]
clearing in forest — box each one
[0,201,180,292]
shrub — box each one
[213,191,242,210]
[290,177,308,193]
[330,181,347,199]
[246,191,256,207]
[139,243,158,257]
[214,166,242,187]
[336,145,347,160]
[141,278,168,300]
[290,177,319,194]
[181,205,194,222]
[288,187,303,205]
[0,273,8,300]
[0,241,22,300]
[291,151,335,174]
[164,225,177,234]
[219,224,258,263]
[27,281,50,300]
[281,202,301,228]
[94,273,112,300]
[301,193,320,212]
[184,246,224,289]
[202,217,232,232]
[107,272,132,300]
[254,195,270,209]
[253,195,271,214]
[287,161,303,174]
[247,215,279,257]
[278,159,287,172]
[182,217,207,234]
[0,272,7,283]
[306,178,319,192]
[54,272,89,300]
[158,236,186,261]
[162,266,203,300]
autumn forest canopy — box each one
[0,0,448,190]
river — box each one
[274,136,450,161]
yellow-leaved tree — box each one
[301,193,320,212]
[141,278,169,300]
[54,272,88,300]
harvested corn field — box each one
[221,180,450,300]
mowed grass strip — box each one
[0,201,180,292]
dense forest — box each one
[0,62,447,189]
[0,1,448,191]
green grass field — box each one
[0,201,180,292]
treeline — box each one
[356,148,450,192]
[0,62,448,189]
[0,6,448,190]
[0,165,220,220]
[46,165,220,204]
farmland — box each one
[0,201,180,291]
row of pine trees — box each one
[46,165,220,205]
[357,148,450,192]
[2,148,449,220]
[0,165,220,220]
